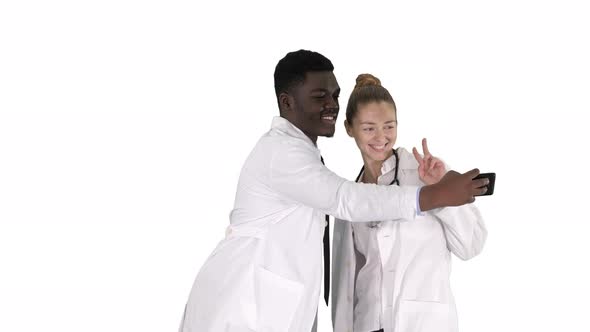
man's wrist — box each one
[419,184,440,212]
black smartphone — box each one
[473,172,496,196]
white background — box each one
[1,0,589,331]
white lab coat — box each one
[179,117,422,332]
[332,148,487,332]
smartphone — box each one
[473,172,496,196]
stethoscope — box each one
[355,148,400,228]
[354,148,400,185]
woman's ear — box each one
[344,119,354,137]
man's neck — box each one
[303,131,318,145]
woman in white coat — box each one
[331,74,487,332]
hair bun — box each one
[355,73,381,88]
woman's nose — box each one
[374,129,386,141]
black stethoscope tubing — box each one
[354,148,400,186]
[355,148,400,228]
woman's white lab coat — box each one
[179,118,423,332]
[331,148,487,332]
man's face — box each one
[285,71,340,143]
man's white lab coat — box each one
[179,117,421,332]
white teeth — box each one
[371,145,386,150]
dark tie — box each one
[320,156,330,306]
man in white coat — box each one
[178,50,489,332]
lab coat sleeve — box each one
[427,159,487,260]
[331,219,356,331]
[431,204,487,260]
[265,141,418,222]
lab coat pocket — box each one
[255,266,304,332]
[398,300,452,332]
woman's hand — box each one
[412,138,447,185]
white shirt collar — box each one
[380,148,416,175]
[270,116,317,148]
[356,148,419,184]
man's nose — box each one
[325,96,339,109]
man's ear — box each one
[344,119,354,137]
[278,92,294,113]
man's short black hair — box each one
[274,50,334,98]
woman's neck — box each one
[361,158,384,184]
[360,150,394,184]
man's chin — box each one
[319,130,336,138]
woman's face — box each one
[345,101,397,163]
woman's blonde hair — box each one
[345,73,396,124]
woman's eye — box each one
[363,128,374,132]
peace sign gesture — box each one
[412,138,447,185]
